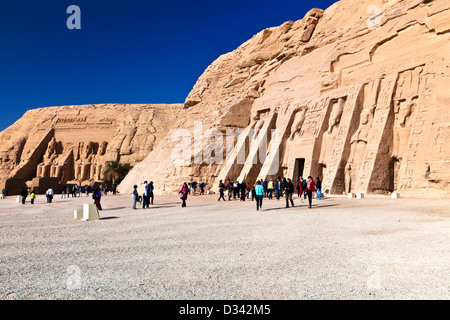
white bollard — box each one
[348,193,355,198]
[82,204,100,221]
[391,192,400,199]
[74,209,83,220]
[356,193,365,198]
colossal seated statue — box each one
[36,137,58,178]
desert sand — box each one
[0,192,448,300]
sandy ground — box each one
[0,192,448,300]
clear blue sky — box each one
[0,0,337,131]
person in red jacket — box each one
[306,176,316,209]
[297,178,303,199]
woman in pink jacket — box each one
[179,182,190,207]
[306,176,316,209]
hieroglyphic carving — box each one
[396,64,435,191]
[392,68,423,162]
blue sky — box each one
[0,0,337,131]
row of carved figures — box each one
[36,138,109,183]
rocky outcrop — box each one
[0,104,182,194]
[119,0,450,198]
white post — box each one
[82,204,100,221]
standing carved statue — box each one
[392,68,422,161]
[253,112,266,138]
[346,108,374,192]
[345,163,352,194]
[345,79,380,193]
[289,107,308,141]
[318,98,345,174]
[391,67,422,189]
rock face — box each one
[119,0,450,198]
[0,104,183,194]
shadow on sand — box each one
[259,203,339,211]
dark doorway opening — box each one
[293,158,305,183]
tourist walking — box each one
[132,185,139,210]
[316,177,322,200]
[275,177,281,200]
[297,177,303,198]
[30,191,35,204]
[46,187,54,203]
[284,178,295,208]
[306,176,316,208]
[227,181,233,201]
[218,180,225,201]
[246,182,251,199]
[1,188,6,199]
[179,182,190,207]
[20,188,27,204]
[142,181,150,209]
[93,187,102,210]
[239,182,247,201]
[254,181,264,211]
[263,179,268,198]
[233,181,239,199]
[148,181,154,204]
[267,179,274,199]
[192,181,197,196]
[199,182,205,195]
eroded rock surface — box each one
[0,104,182,193]
[119,0,450,198]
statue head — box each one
[328,98,345,132]
[45,138,57,158]
[360,108,372,125]
[98,141,108,155]
[83,142,94,158]
[395,97,416,127]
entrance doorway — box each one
[292,158,305,183]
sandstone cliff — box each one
[0,104,182,194]
[119,0,450,198]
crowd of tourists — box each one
[218,176,322,211]
[7,175,323,213]
[10,183,113,211]
[131,180,207,209]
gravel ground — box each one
[0,192,448,300]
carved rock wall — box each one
[119,0,450,198]
[0,104,183,194]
